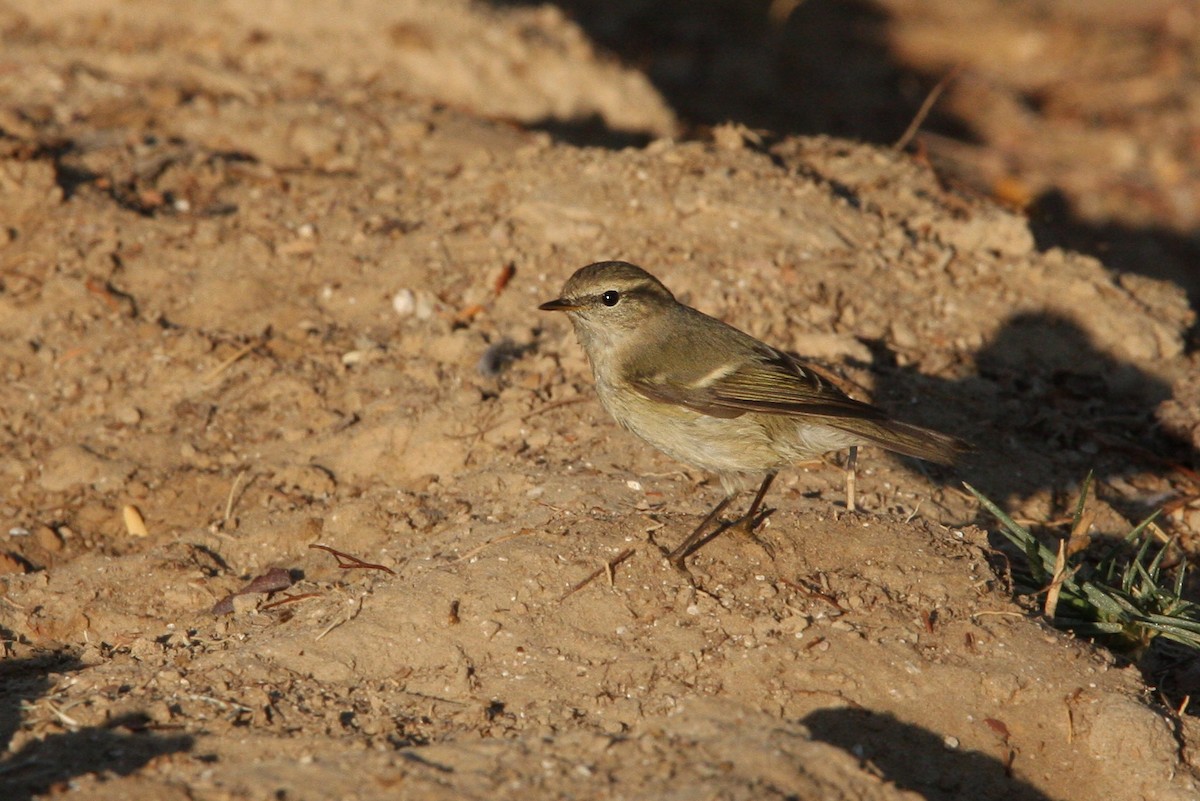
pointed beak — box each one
[539,298,579,312]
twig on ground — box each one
[309,543,396,575]
[894,66,962,152]
[560,548,636,601]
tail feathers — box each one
[834,418,969,465]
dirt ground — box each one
[2,1,1200,799]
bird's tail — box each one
[832,418,969,465]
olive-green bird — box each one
[540,261,967,569]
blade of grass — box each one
[963,483,1057,581]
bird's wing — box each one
[630,339,886,422]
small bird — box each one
[540,261,967,569]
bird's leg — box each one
[732,472,778,560]
[845,446,858,513]
[669,472,780,570]
[741,471,777,529]
[667,493,734,571]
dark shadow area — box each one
[489,0,927,143]
[1145,639,1200,704]
[33,140,100,201]
[1028,190,1200,348]
[523,114,656,150]
[803,707,1055,801]
[0,645,193,800]
[867,310,1191,513]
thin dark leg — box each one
[668,472,778,570]
[742,472,777,529]
[667,494,734,571]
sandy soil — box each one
[2,2,1199,799]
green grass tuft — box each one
[965,476,1200,654]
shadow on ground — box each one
[0,644,193,801]
[857,310,1189,520]
[804,707,1054,801]
[490,0,918,142]
[1028,190,1200,346]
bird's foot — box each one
[731,517,776,561]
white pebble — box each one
[392,288,416,317]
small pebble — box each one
[231,594,260,615]
[34,524,64,552]
[392,289,416,317]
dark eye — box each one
[601,290,620,307]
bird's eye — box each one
[601,290,620,307]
